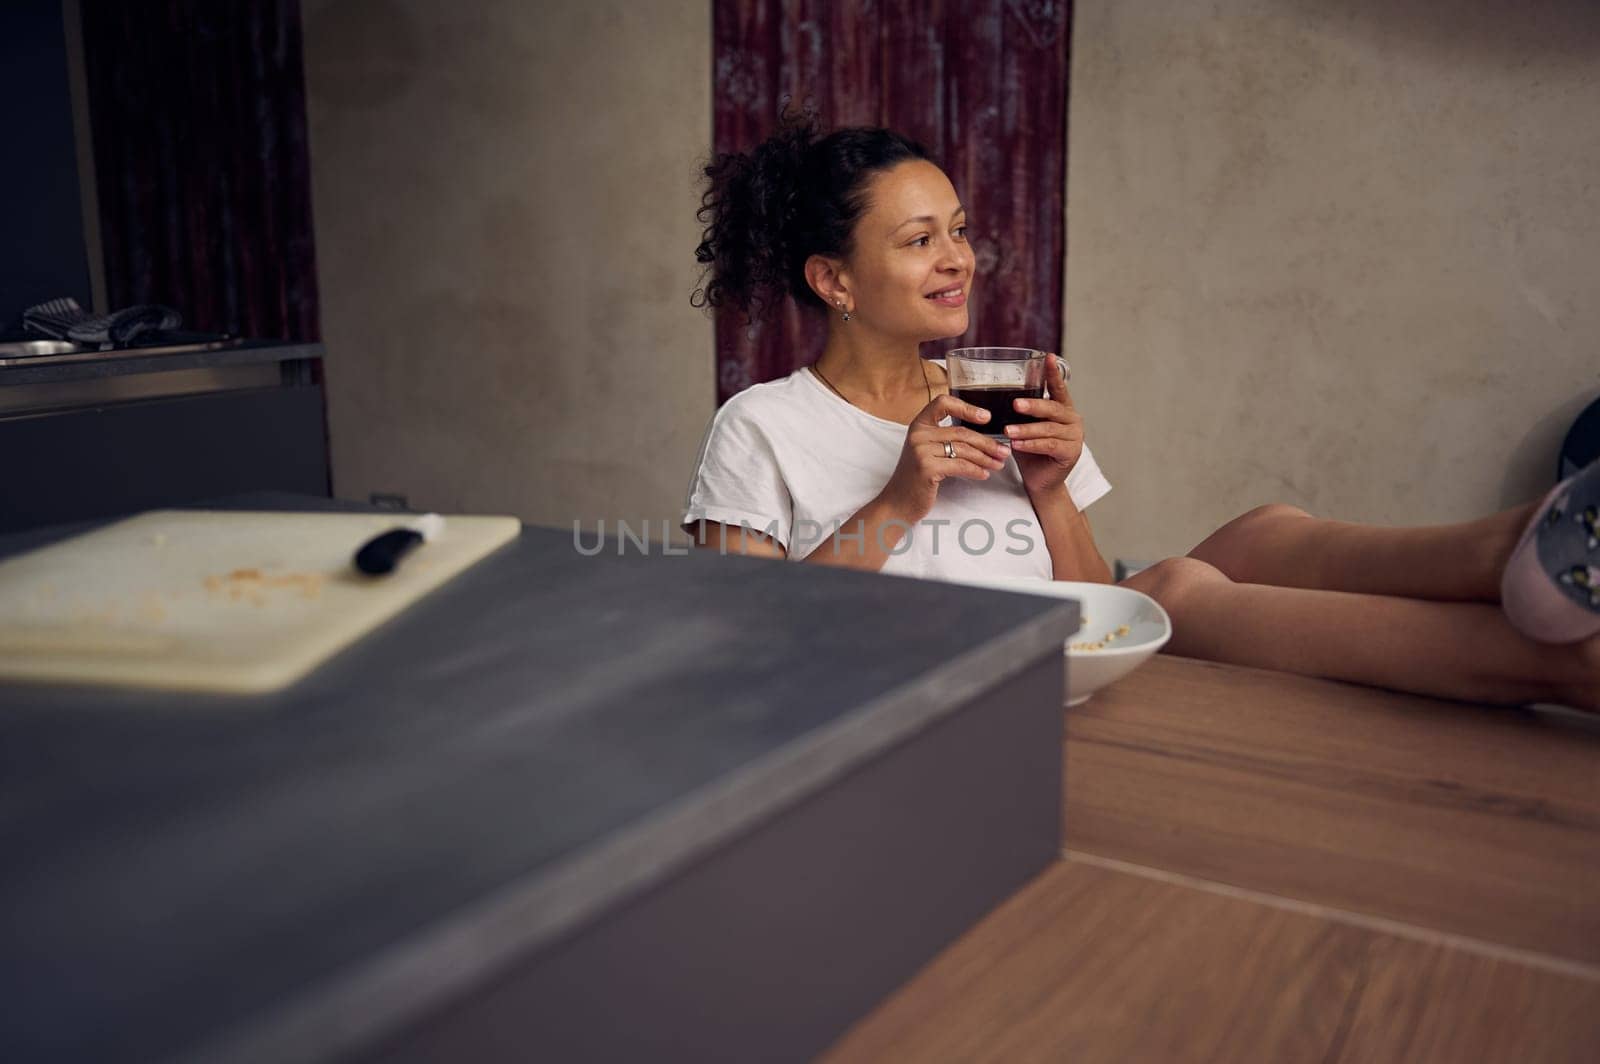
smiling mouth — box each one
[925,286,966,304]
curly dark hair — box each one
[692,109,932,322]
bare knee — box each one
[1241,502,1313,525]
[1188,503,1313,579]
[1206,503,1314,545]
[1122,556,1231,613]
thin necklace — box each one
[811,359,933,411]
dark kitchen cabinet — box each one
[0,340,331,532]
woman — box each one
[682,114,1600,710]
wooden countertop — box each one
[822,656,1600,1063]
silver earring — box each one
[836,299,851,323]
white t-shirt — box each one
[681,364,1112,582]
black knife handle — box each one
[354,528,425,576]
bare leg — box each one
[1122,557,1600,709]
[1186,502,1535,603]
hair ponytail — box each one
[693,109,931,322]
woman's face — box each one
[839,160,975,342]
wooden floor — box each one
[820,656,1600,1063]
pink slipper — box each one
[1501,460,1600,644]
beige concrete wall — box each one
[1067,0,1600,563]
[302,0,713,532]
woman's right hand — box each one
[878,395,1013,524]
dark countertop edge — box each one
[185,597,1079,1064]
[0,341,325,386]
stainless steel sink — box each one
[0,340,88,359]
[0,337,246,370]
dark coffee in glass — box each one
[952,384,1045,434]
[944,348,1051,438]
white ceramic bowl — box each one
[947,576,1172,706]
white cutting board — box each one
[0,510,522,694]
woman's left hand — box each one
[1008,352,1084,496]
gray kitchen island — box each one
[0,516,1076,1063]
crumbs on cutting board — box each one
[203,568,324,605]
[138,594,167,623]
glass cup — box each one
[945,347,1051,437]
